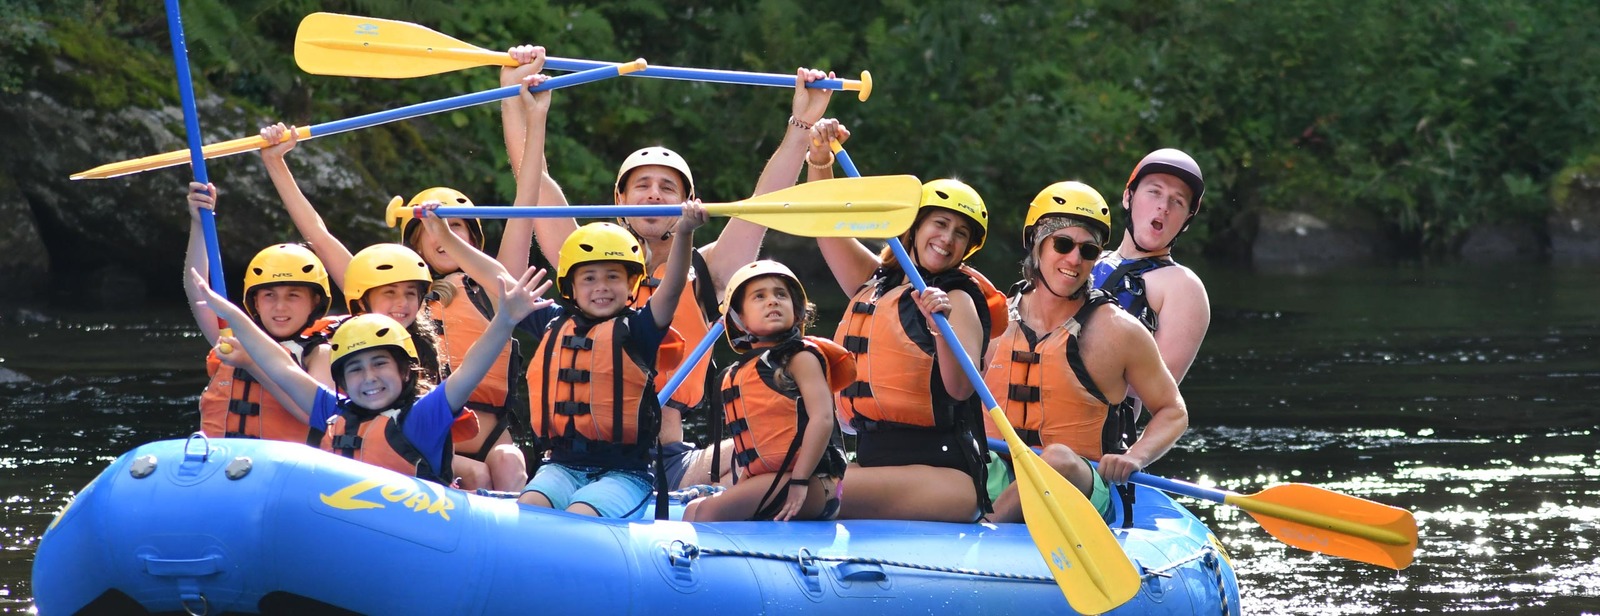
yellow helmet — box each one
[614,146,696,201]
[343,244,431,313]
[387,187,485,250]
[1025,182,1112,248]
[329,313,418,372]
[919,179,988,260]
[241,244,331,322]
[556,222,647,298]
[721,260,807,352]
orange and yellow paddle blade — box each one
[1231,483,1418,570]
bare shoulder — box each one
[1146,263,1209,315]
[1080,303,1154,351]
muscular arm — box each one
[1147,266,1210,383]
[1100,314,1189,483]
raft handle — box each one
[142,554,222,577]
[833,562,888,583]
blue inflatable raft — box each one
[33,436,1239,615]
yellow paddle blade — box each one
[70,126,313,180]
[1229,483,1418,570]
[295,13,511,79]
[724,175,922,238]
[993,408,1140,613]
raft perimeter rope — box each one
[674,542,1056,583]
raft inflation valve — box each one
[129,455,158,479]
[225,457,253,480]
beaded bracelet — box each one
[788,478,810,486]
[788,115,813,131]
[806,148,835,170]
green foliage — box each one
[13,0,1600,258]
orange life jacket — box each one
[529,310,685,468]
[982,290,1113,459]
[831,265,1006,431]
[428,272,520,419]
[634,251,717,415]
[718,337,854,478]
[323,405,454,485]
[198,316,340,443]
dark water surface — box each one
[2,261,1597,614]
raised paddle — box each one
[834,146,1140,613]
[392,175,924,240]
[72,61,642,181]
[164,0,232,352]
[294,12,873,101]
[984,437,1418,570]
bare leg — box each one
[836,464,977,522]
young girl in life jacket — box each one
[681,261,854,522]
[190,267,552,485]
[258,48,552,492]
[341,243,489,486]
[513,211,705,519]
[182,183,336,442]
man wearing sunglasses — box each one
[983,182,1189,523]
[1089,149,1210,459]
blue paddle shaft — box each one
[657,320,726,404]
[165,0,226,298]
[311,64,625,140]
[545,58,850,91]
[424,205,686,219]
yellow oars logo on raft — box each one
[320,478,458,521]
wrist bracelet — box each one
[788,115,813,131]
[788,478,810,487]
[806,149,835,170]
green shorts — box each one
[984,452,1114,523]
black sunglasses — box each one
[1047,236,1103,260]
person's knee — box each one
[1040,444,1085,473]
[518,491,552,508]
[567,502,600,517]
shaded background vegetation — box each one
[3,0,1599,281]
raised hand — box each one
[496,267,554,323]
[259,123,298,160]
[501,45,548,84]
[792,67,835,127]
[675,199,709,235]
[187,182,217,222]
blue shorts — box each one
[654,441,696,489]
[523,463,653,519]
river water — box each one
[1,260,1597,614]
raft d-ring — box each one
[666,540,698,567]
[795,547,819,576]
[182,432,213,463]
[180,592,208,616]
